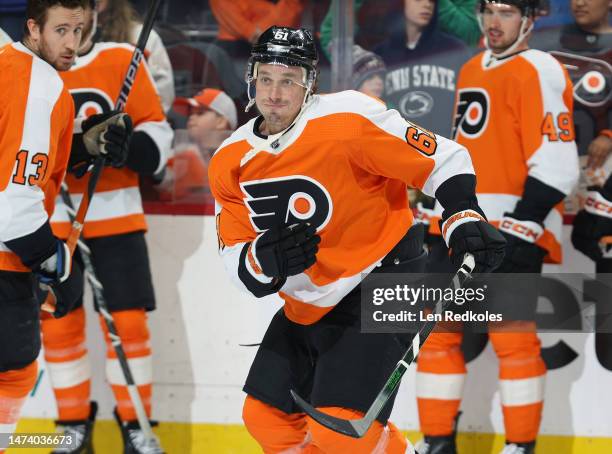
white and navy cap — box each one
[174,88,238,130]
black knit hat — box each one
[352,45,386,90]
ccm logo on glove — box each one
[584,191,612,218]
[499,216,544,243]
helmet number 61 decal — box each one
[274,30,289,40]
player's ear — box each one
[26,19,41,42]
[216,115,230,131]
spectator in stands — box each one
[533,0,611,167]
[159,88,238,201]
[0,26,11,47]
[176,88,237,151]
[97,0,175,112]
[352,45,386,98]
[376,0,472,137]
[0,0,25,40]
[209,0,305,56]
[319,0,480,60]
[437,0,481,45]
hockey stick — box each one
[42,0,162,309]
[42,0,164,445]
[58,184,157,445]
[290,253,476,438]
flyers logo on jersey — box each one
[452,88,490,139]
[241,176,333,233]
[550,51,612,108]
[70,88,114,118]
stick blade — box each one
[290,390,370,438]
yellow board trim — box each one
[8,420,612,453]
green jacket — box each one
[437,0,482,46]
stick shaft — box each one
[42,0,164,444]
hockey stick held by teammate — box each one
[41,0,162,313]
[39,1,168,452]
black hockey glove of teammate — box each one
[252,223,321,279]
[572,185,612,262]
[440,200,506,274]
[69,111,133,176]
[496,212,547,273]
[34,241,84,318]
[5,223,83,318]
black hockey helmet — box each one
[246,26,318,84]
[244,26,319,112]
[479,0,539,16]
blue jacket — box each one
[0,1,26,13]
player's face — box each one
[359,74,384,98]
[28,6,84,71]
[187,107,225,142]
[482,3,527,53]
[255,64,307,135]
[571,0,610,30]
[404,0,435,29]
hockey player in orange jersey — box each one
[0,1,134,452]
[209,26,508,453]
[39,1,173,453]
[414,1,580,453]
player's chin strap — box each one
[479,15,533,64]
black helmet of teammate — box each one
[246,26,319,85]
[479,0,539,16]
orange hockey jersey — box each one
[0,43,75,272]
[50,42,173,239]
[430,49,579,263]
[210,90,476,325]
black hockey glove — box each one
[572,187,612,262]
[496,212,547,273]
[440,201,506,274]
[252,223,321,279]
[4,222,83,318]
[70,112,133,176]
[34,240,84,318]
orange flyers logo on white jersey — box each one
[241,175,333,233]
[452,88,490,140]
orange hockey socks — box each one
[100,309,152,421]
